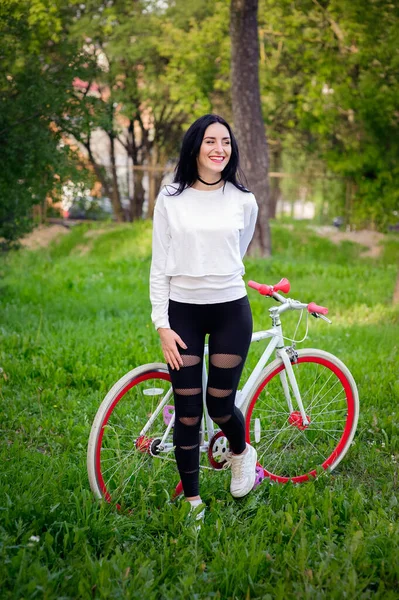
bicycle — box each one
[87,278,359,509]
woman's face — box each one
[196,122,232,179]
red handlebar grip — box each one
[273,278,290,294]
[248,279,290,296]
[248,280,273,296]
[307,302,329,315]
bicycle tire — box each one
[87,362,179,508]
[243,349,359,483]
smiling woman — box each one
[196,123,232,186]
[149,114,259,522]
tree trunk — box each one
[132,167,145,220]
[126,118,147,220]
[109,133,125,222]
[230,0,271,256]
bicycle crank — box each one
[135,436,162,455]
[208,431,229,469]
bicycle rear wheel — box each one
[244,349,359,483]
[87,363,178,509]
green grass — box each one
[1,221,398,599]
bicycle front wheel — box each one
[244,349,359,483]
[87,363,177,510]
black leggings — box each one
[168,295,253,497]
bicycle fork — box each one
[273,318,310,428]
[279,350,310,427]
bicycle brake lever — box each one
[311,312,332,324]
[319,314,332,324]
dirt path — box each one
[20,224,70,249]
[310,226,385,258]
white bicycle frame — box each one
[140,295,326,457]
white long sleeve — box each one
[149,183,258,330]
[239,196,258,258]
[149,195,172,330]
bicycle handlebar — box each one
[248,278,329,317]
[248,278,290,296]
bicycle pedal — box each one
[253,465,266,489]
[163,405,174,426]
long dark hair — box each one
[167,114,250,195]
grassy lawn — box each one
[1,221,398,599]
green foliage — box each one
[65,0,195,158]
[258,0,399,228]
[0,222,399,597]
[156,0,231,119]
[0,0,92,247]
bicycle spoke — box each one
[256,422,295,460]
[299,366,331,407]
[308,428,341,442]
[296,430,328,461]
[314,408,347,415]
[112,460,147,497]
[263,389,291,414]
[310,389,346,419]
[308,403,346,416]
[267,429,301,473]
[311,420,346,427]
[253,407,290,418]
[250,422,293,439]
[307,377,340,412]
[298,364,323,404]
[101,446,141,478]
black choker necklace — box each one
[197,175,223,186]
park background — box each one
[1,0,399,598]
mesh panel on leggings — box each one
[208,387,232,398]
[181,355,201,367]
[178,416,200,426]
[210,354,242,369]
[175,388,201,396]
[212,414,231,424]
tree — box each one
[256,0,399,229]
[0,0,92,247]
[230,0,271,256]
[64,0,191,221]
[304,0,399,229]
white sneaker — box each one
[188,500,206,531]
[225,443,257,498]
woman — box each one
[150,114,258,520]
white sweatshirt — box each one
[150,182,258,330]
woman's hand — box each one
[157,328,187,370]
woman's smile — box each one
[209,156,225,164]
